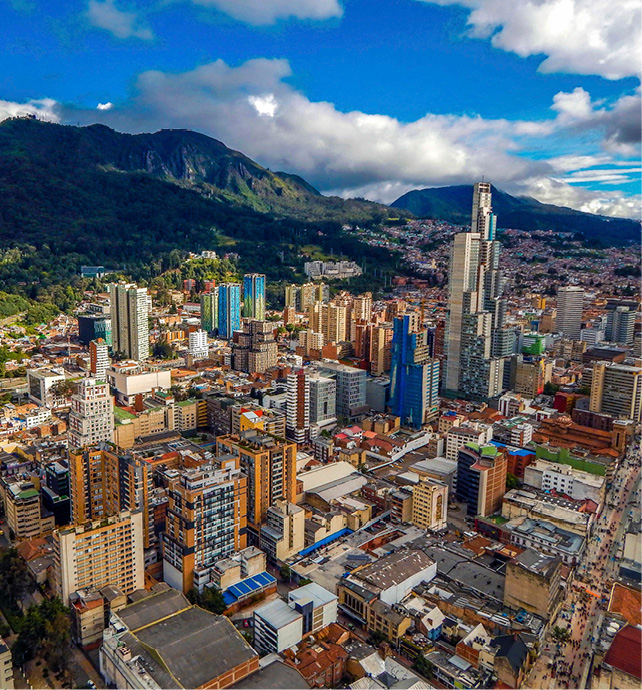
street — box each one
[524,439,640,689]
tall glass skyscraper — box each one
[243,273,266,320]
[217,283,241,339]
[200,289,218,335]
[389,314,440,429]
[445,183,507,401]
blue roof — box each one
[490,440,532,457]
[298,528,352,557]
[222,571,276,605]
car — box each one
[87,681,96,689]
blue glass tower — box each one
[243,273,266,320]
[217,283,241,339]
[389,314,440,429]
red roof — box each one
[603,625,642,680]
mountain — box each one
[0,117,389,222]
[0,117,402,307]
[391,185,639,245]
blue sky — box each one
[1,0,640,217]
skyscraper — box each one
[606,305,636,345]
[200,289,218,335]
[188,329,209,361]
[68,378,114,450]
[556,286,584,340]
[445,183,506,400]
[108,283,150,361]
[89,339,109,380]
[389,314,440,429]
[243,273,266,320]
[217,283,241,339]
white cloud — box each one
[4,60,637,219]
[189,0,342,25]
[97,102,114,110]
[417,0,641,80]
[87,0,153,40]
[0,98,60,122]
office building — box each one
[253,599,303,654]
[89,339,110,380]
[411,479,448,531]
[605,305,636,345]
[509,356,552,398]
[53,510,145,604]
[286,368,310,443]
[556,286,584,341]
[243,273,266,320]
[232,320,278,374]
[503,549,561,618]
[108,283,149,361]
[580,328,605,346]
[318,361,367,419]
[163,458,248,593]
[200,289,218,335]
[43,461,71,525]
[217,283,241,339]
[217,431,296,532]
[106,361,171,406]
[68,378,114,450]
[445,183,506,400]
[27,368,66,406]
[456,443,507,517]
[78,313,112,347]
[309,372,337,426]
[589,362,642,422]
[187,329,209,361]
[389,314,440,429]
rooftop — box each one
[255,599,302,629]
[353,548,434,591]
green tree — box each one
[506,472,520,490]
[543,382,560,396]
[413,654,434,679]
[279,564,291,582]
[152,341,175,360]
[0,548,35,609]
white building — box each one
[26,368,66,407]
[68,378,114,449]
[556,286,584,341]
[106,362,171,406]
[580,328,605,346]
[309,373,336,427]
[523,459,604,504]
[188,329,209,361]
[253,599,303,654]
[108,283,150,361]
[288,582,338,634]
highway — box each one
[524,437,640,689]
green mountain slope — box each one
[391,185,639,245]
[0,117,403,307]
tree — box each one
[152,341,175,360]
[552,626,570,643]
[186,586,227,615]
[413,654,434,679]
[506,472,520,490]
[0,549,35,609]
[543,382,560,396]
[279,564,291,582]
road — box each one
[524,438,640,689]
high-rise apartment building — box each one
[232,320,278,373]
[89,339,109,380]
[353,293,372,322]
[200,289,218,335]
[556,286,584,341]
[589,362,642,422]
[188,329,209,361]
[605,305,636,345]
[286,368,310,443]
[389,314,440,428]
[68,378,114,450]
[243,273,266,320]
[456,443,507,517]
[163,458,248,593]
[445,183,506,400]
[217,431,297,533]
[369,323,393,376]
[108,283,149,361]
[53,510,145,603]
[217,283,241,339]
[309,302,348,343]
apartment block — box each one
[68,378,114,450]
[456,443,507,517]
[0,478,55,541]
[411,479,448,532]
[258,499,305,562]
[53,510,145,604]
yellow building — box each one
[411,479,448,532]
[53,510,145,604]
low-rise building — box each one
[0,639,13,690]
[253,599,303,654]
[503,548,562,618]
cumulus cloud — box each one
[188,0,342,25]
[87,0,153,40]
[97,102,114,110]
[417,0,641,80]
[551,86,641,154]
[0,98,61,122]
